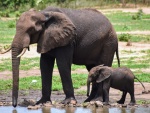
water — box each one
[0,106,150,113]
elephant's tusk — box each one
[17,48,27,58]
[0,46,11,54]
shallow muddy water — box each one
[0,106,150,113]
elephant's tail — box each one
[135,77,146,91]
[116,46,120,67]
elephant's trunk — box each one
[12,47,21,107]
[87,78,91,97]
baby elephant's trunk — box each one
[87,78,91,97]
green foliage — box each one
[106,11,150,31]
[119,33,131,42]
[118,34,150,43]
[0,74,87,90]
[132,9,144,20]
[8,21,15,28]
[15,11,21,17]
[0,10,10,17]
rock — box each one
[110,103,118,107]
[43,101,53,107]
[70,99,77,105]
[28,105,40,110]
[76,103,83,107]
[122,104,127,108]
[90,101,95,105]
[68,104,74,107]
[52,101,56,105]
[19,99,36,107]
[82,102,90,108]
[0,102,3,106]
[95,101,103,107]
[126,40,132,46]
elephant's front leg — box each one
[92,83,103,102]
[56,46,76,105]
[36,54,55,104]
[84,82,98,102]
[103,81,110,105]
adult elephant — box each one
[0,7,120,107]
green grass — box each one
[0,74,87,91]
[118,34,150,43]
[105,11,150,32]
[0,20,15,45]
[0,57,40,71]
[0,57,85,71]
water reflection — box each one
[0,106,150,113]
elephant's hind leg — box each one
[99,40,118,67]
[128,85,136,105]
[117,91,127,104]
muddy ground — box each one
[0,8,150,107]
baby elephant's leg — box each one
[91,83,103,101]
[103,80,110,105]
[84,82,98,102]
[128,86,136,105]
[117,91,127,104]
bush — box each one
[0,10,10,17]
[119,33,131,42]
[132,9,143,20]
[8,21,15,28]
[15,11,21,17]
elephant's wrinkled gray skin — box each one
[1,7,120,107]
[86,65,146,105]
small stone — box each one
[68,104,74,107]
[90,101,95,105]
[28,105,39,110]
[76,103,82,107]
[52,101,56,105]
[126,40,132,46]
[122,104,127,108]
[0,102,3,106]
[95,101,103,107]
[82,102,89,107]
[110,103,118,107]
[43,101,52,107]
[70,99,77,105]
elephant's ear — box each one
[37,12,76,53]
[96,68,111,83]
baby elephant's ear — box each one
[96,68,111,83]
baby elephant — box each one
[87,65,146,105]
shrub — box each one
[119,33,131,42]
[0,10,10,17]
[15,11,21,17]
[132,9,143,20]
[8,21,16,28]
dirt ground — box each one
[0,8,150,107]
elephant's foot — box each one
[84,97,93,102]
[91,97,103,102]
[61,97,77,105]
[128,101,136,106]
[36,97,51,105]
[103,102,110,105]
[85,96,103,102]
[117,100,125,104]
